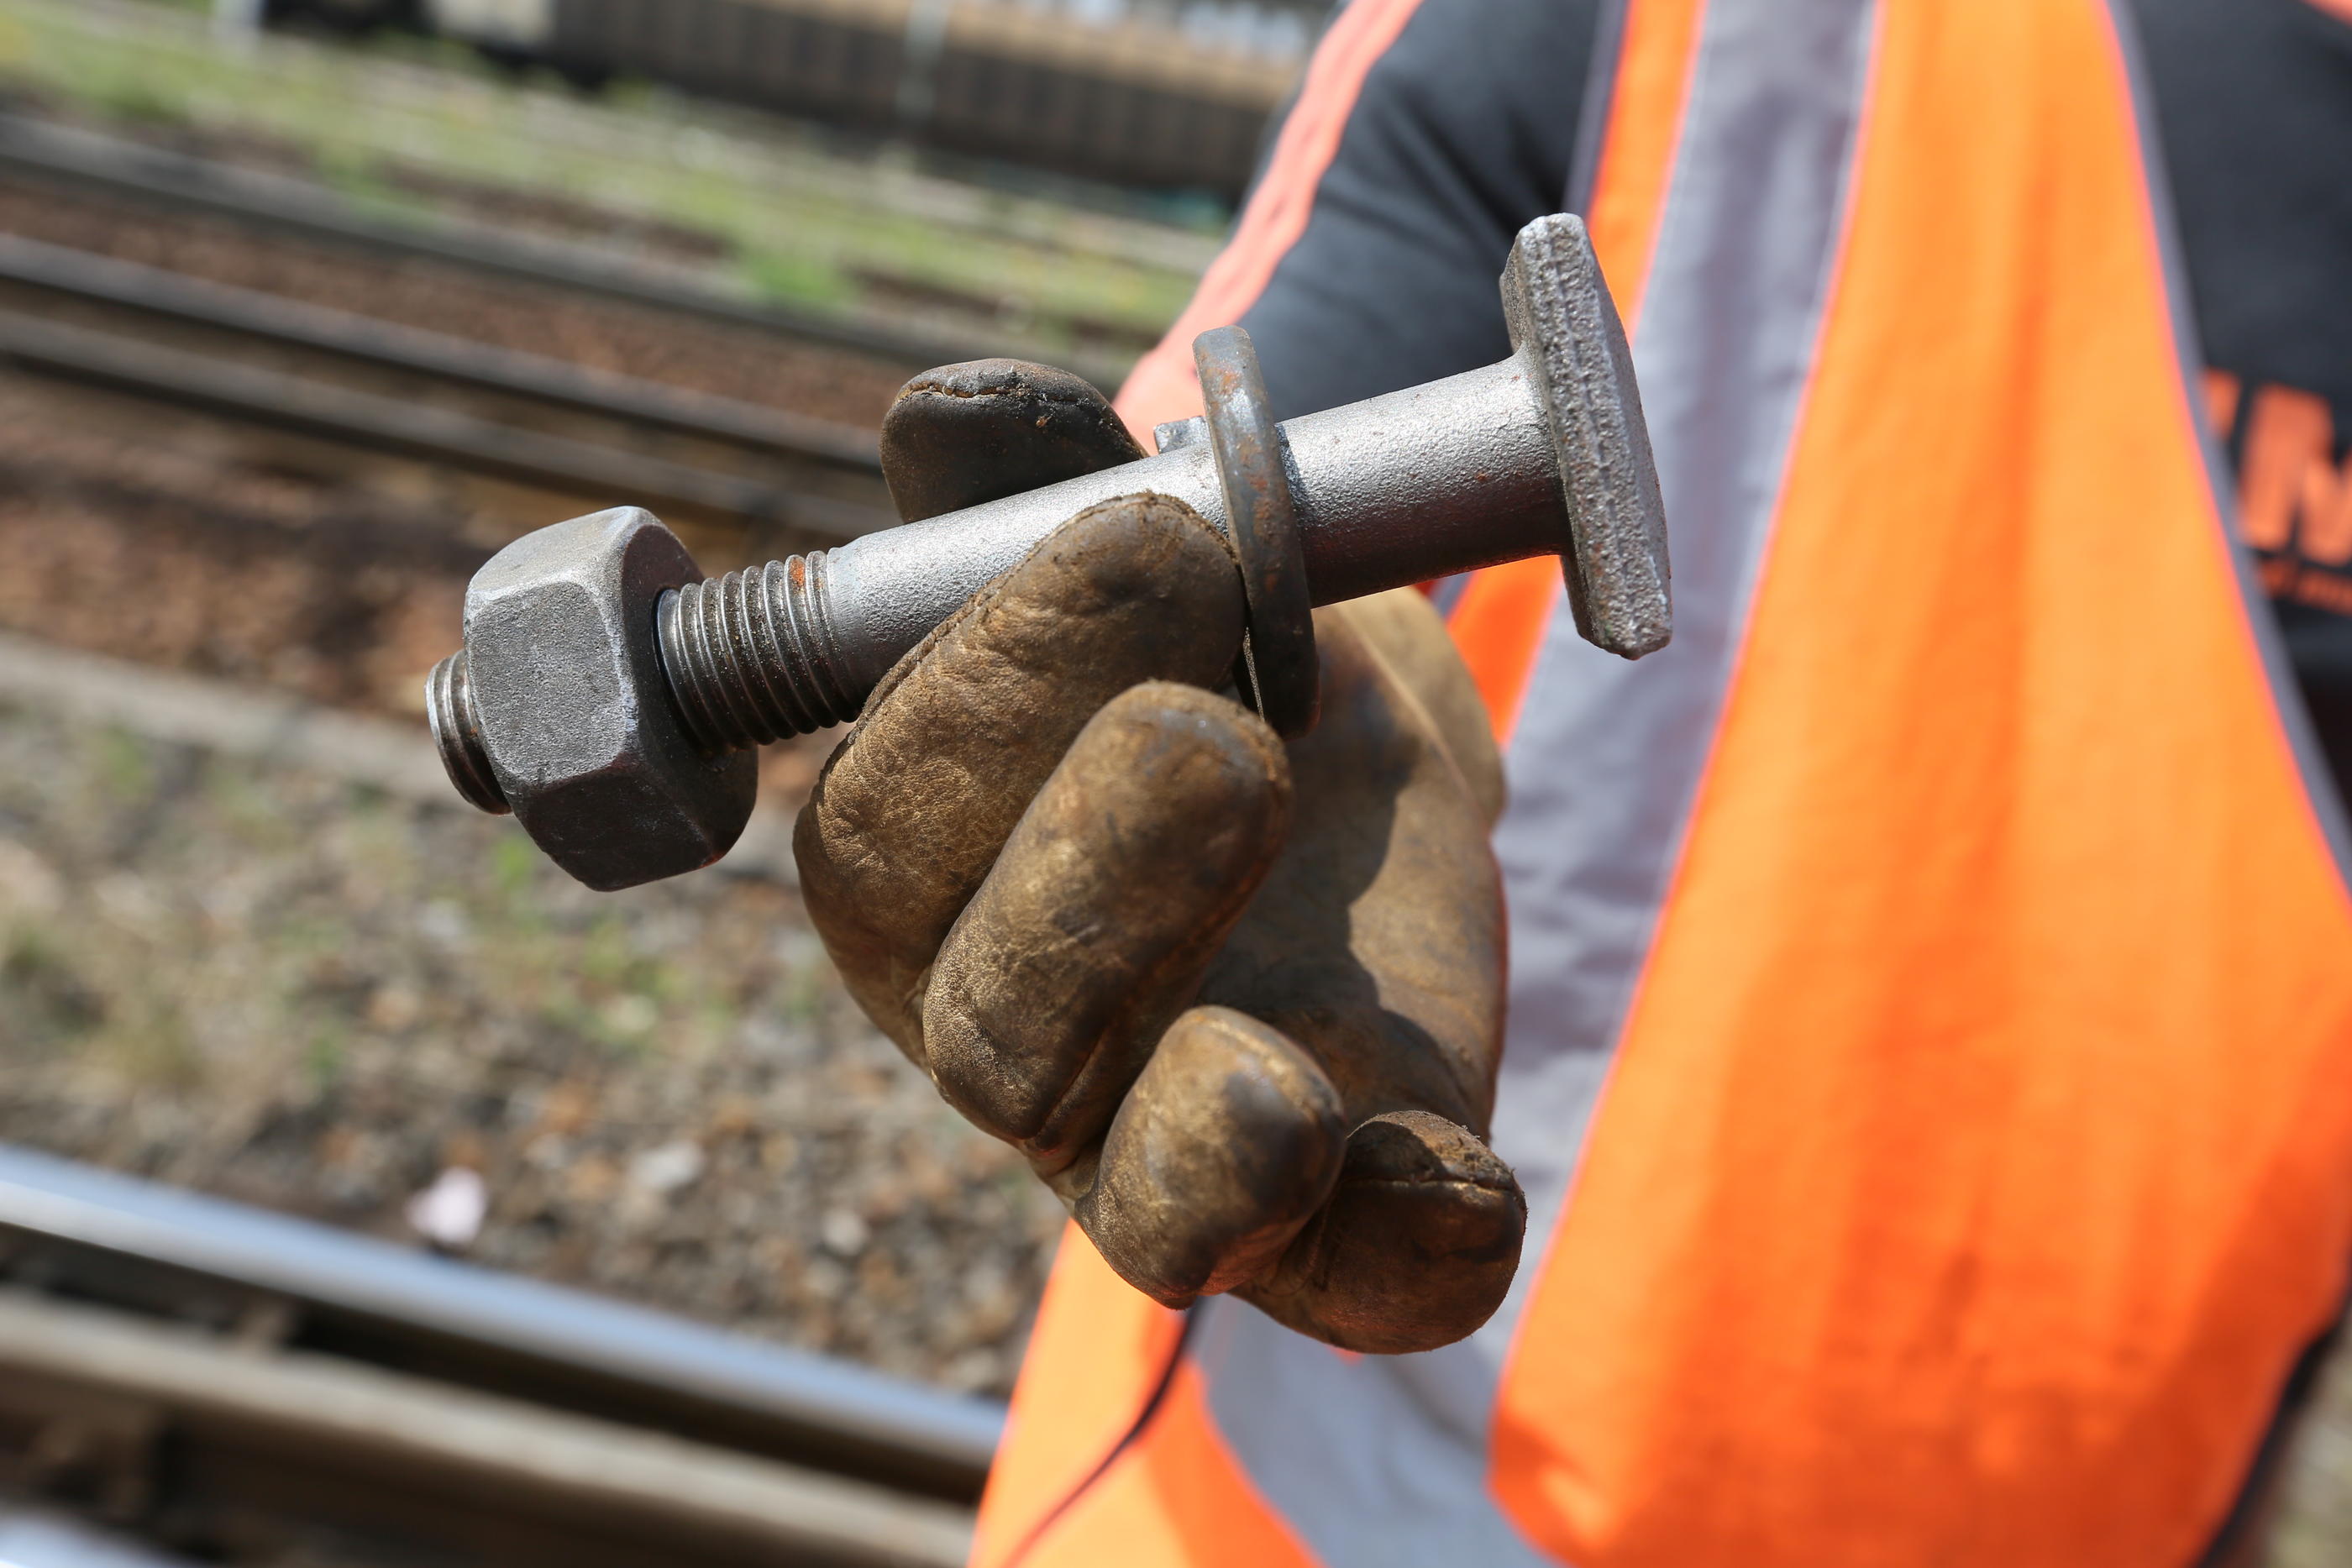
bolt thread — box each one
[657,554,858,753]
[425,650,509,815]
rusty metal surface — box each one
[659,557,863,750]
[1194,325,1318,739]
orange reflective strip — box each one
[2303,440,2352,566]
[1446,557,1560,742]
[1113,0,1430,443]
[970,1230,1185,1568]
[1584,0,1712,330]
[2202,369,2242,442]
[2239,384,2352,565]
[1014,1360,1316,1568]
[1442,0,1709,740]
[1494,2,2352,1564]
[2242,385,2333,553]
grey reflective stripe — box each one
[1193,3,1880,1562]
[1488,0,1879,1337]
[2101,0,2352,892]
[1192,1301,1557,1565]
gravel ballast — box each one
[0,684,1065,1398]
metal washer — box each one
[1192,325,1318,738]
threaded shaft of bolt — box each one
[426,650,509,815]
[657,554,859,753]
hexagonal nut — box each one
[464,507,757,891]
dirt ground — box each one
[0,221,1065,1398]
[0,319,1065,1398]
[0,689,1065,1398]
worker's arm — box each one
[1125,0,1599,427]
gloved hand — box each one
[794,361,1525,1353]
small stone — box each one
[0,837,65,917]
[405,1167,487,1250]
[941,1348,1002,1393]
[365,983,422,1030]
[415,900,470,947]
[564,1155,618,1203]
[601,994,659,1037]
[820,1207,869,1257]
[627,1139,706,1194]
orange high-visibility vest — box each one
[974,1,2352,1563]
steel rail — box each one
[0,114,1126,385]
[0,232,883,475]
[0,1144,1003,1501]
[0,1290,974,1568]
[0,311,895,538]
[0,1509,193,1568]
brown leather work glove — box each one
[794,361,1525,1354]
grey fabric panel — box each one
[1193,2,1879,1560]
[1192,1299,1559,1566]
[1483,0,1880,1353]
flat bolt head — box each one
[464,507,757,891]
[1501,213,1672,658]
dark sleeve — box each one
[2131,0,2352,409]
[1238,0,1601,422]
[2129,0,2352,806]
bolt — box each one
[659,553,855,751]
[425,649,507,814]
[429,213,1668,889]
[658,212,1665,752]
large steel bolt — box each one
[428,213,1668,889]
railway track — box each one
[0,113,1061,1567]
[0,233,883,473]
[0,223,903,544]
[0,113,991,375]
[0,1143,999,1566]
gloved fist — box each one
[794,361,1524,1354]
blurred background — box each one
[0,2,2348,1565]
[0,0,1321,1560]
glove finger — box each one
[879,359,1146,523]
[795,496,1242,1053]
[1072,1005,1346,1308]
[922,682,1290,1165]
[1240,1109,1525,1355]
[1207,601,1507,1131]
